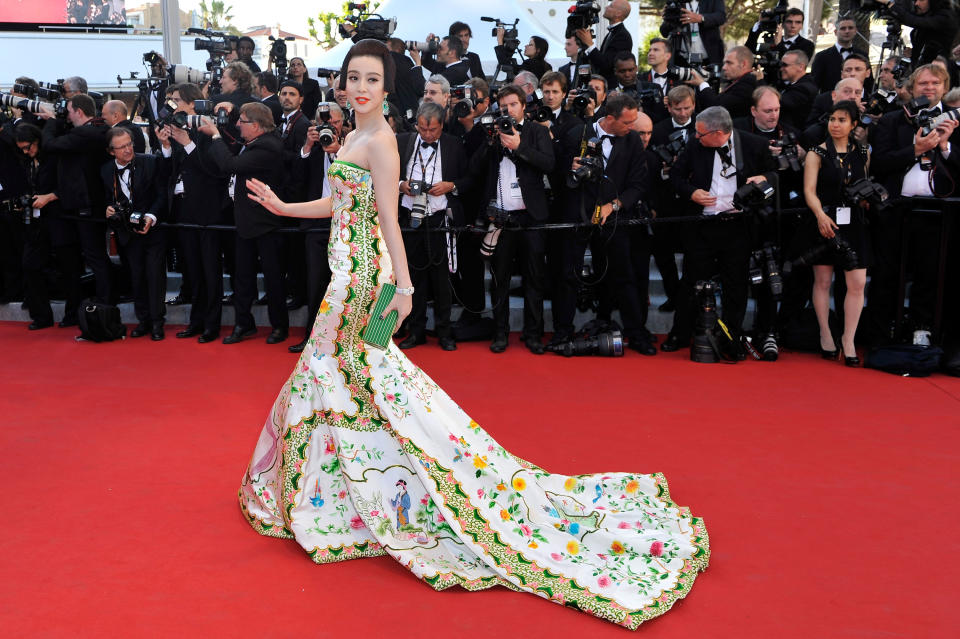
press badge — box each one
[836,207,851,225]
[509,180,522,199]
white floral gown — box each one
[239,160,710,630]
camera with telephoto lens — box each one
[0,92,46,115]
[844,177,889,211]
[653,129,687,168]
[635,82,663,109]
[565,1,601,39]
[451,85,475,119]
[758,0,789,33]
[734,180,776,218]
[169,65,207,85]
[481,16,520,52]
[771,132,801,171]
[567,137,604,187]
[339,3,397,41]
[691,280,723,363]
[892,56,912,84]
[480,204,513,259]
[547,329,625,357]
[12,82,36,99]
[748,243,783,300]
[918,107,960,136]
[35,81,64,102]
[860,90,896,125]
[525,89,552,123]
[1,195,34,225]
[783,235,859,274]
[405,37,439,54]
[314,103,339,147]
[408,180,432,197]
[408,180,432,228]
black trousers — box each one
[671,217,752,341]
[651,220,681,304]
[0,215,25,300]
[22,221,82,324]
[489,215,546,339]
[180,227,223,333]
[124,229,167,325]
[303,225,332,339]
[552,218,650,341]
[234,231,288,331]
[73,213,113,302]
[404,210,454,339]
[453,229,487,320]
[284,228,307,303]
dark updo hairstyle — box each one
[530,36,549,60]
[338,39,396,94]
[830,100,860,126]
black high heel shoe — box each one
[844,355,861,367]
[820,336,839,360]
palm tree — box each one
[198,0,235,31]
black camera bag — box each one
[77,299,127,342]
[865,344,943,377]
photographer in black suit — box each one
[774,50,818,129]
[878,0,958,62]
[102,128,168,340]
[199,102,288,345]
[868,63,960,341]
[552,92,655,355]
[276,81,312,313]
[254,71,283,127]
[157,83,229,343]
[397,102,472,352]
[745,7,815,61]
[661,0,727,67]
[413,35,470,86]
[449,22,486,80]
[811,17,859,94]
[40,94,112,303]
[661,106,778,352]
[576,0,634,87]
[686,45,757,120]
[471,85,554,354]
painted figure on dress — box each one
[391,479,410,528]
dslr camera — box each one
[652,129,687,169]
[339,3,397,41]
[748,243,783,300]
[844,177,890,210]
[1,195,34,225]
[770,133,801,172]
[451,85,475,119]
[408,180,432,228]
[314,103,339,147]
[784,235,859,273]
[524,89,552,123]
[111,202,149,233]
[567,137,604,188]
[734,179,776,218]
[405,37,439,54]
[568,86,597,118]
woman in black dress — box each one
[520,36,552,80]
[288,57,322,122]
[802,100,870,366]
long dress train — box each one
[239,160,710,630]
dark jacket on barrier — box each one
[397,131,472,225]
[101,152,167,246]
[670,129,778,215]
[164,132,228,226]
[204,131,286,239]
[871,108,960,197]
[470,119,555,221]
[41,118,110,213]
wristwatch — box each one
[395,286,415,296]
[611,200,622,213]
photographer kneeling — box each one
[661,106,777,353]
[552,92,655,355]
[102,128,168,340]
[397,102,471,351]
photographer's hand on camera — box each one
[913,126,941,156]
[498,127,522,151]
[574,28,594,48]
[690,189,717,207]
[31,193,57,209]
[680,8,704,25]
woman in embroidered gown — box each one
[240,39,709,630]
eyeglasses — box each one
[110,142,134,151]
[237,118,253,125]
[694,129,719,139]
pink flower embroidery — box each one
[650,541,664,557]
[421,496,430,505]
[448,435,458,442]
[617,521,631,529]
[350,516,364,529]
[488,445,495,451]
[551,553,563,561]
[337,490,347,500]
[477,489,485,499]
[519,524,532,537]
[370,510,379,517]
[597,553,608,560]
[597,575,612,588]
[436,513,445,522]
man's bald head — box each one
[101,100,129,126]
[832,77,863,103]
[605,0,631,22]
[632,110,653,147]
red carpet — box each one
[2,321,958,637]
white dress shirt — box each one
[703,140,738,215]
[902,102,952,197]
[402,136,448,213]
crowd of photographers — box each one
[2,0,960,364]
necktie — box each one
[421,141,438,149]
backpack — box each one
[865,344,943,377]
[77,299,127,342]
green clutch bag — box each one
[362,283,399,350]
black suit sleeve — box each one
[616,136,648,212]
[871,114,919,177]
[669,144,698,202]
[514,125,554,174]
[205,136,274,176]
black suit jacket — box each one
[588,23,633,86]
[561,123,648,222]
[746,29,815,61]
[888,1,958,61]
[661,0,726,66]
[463,51,485,81]
[389,52,423,115]
[397,132,472,224]
[114,120,146,154]
[101,153,167,246]
[422,58,470,86]
[42,118,110,212]
[204,132,286,239]
[777,74,819,129]
[670,130,778,215]
[279,111,312,202]
[165,133,228,226]
[299,77,323,122]
[470,120,555,221]
[262,95,283,127]
[871,109,960,198]
[811,46,846,94]
[697,73,757,120]
[0,122,29,199]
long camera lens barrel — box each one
[169,65,207,84]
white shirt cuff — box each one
[301,146,311,159]
[145,213,158,223]
[698,81,710,91]
[943,143,951,159]
[585,45,597,54]
[161,145,172,158]
[183,141,196,155]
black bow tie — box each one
[654,72,668,79]
[840,47,852,54]
[717,145,733,164]
[116,165,130,174]
[421,141,438,149]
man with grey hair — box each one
[660,106,777,353]
[422,74,450,109]
[513,71,539,97]
[396,101,472,351]
[62,76,88,98]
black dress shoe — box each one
[176,327,203,339]
[286,296,306,310]
[629,339,657,356]
[130,323,149,338]
[658,299,676,312]
[398,334,426,349]
[198,331,219,343]
[660,334,683,352]
[288,338,309,353]
[151,325,165,341]
[254,294,268,306]
[490,334,508,353]
[524,337,545,355]
[438,336,457,351]
[221,294,235,306]
[59,318,79,328]
[28,320,54,330]
[223,326,257,344]
[266,328,288,344]
[845,355,861,367]
[165,293,186,306]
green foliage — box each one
[637,30,664,72]
[308,0,382,49]
[198,0,238,34]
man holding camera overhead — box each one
[102,127,168,340]
[411,35,470,86]
[574,0,633,87]
[470,85,554,354]
[685,45,757,120]
[660,106,777,353]
[396,102,471,352]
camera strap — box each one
[113,163,134,207]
